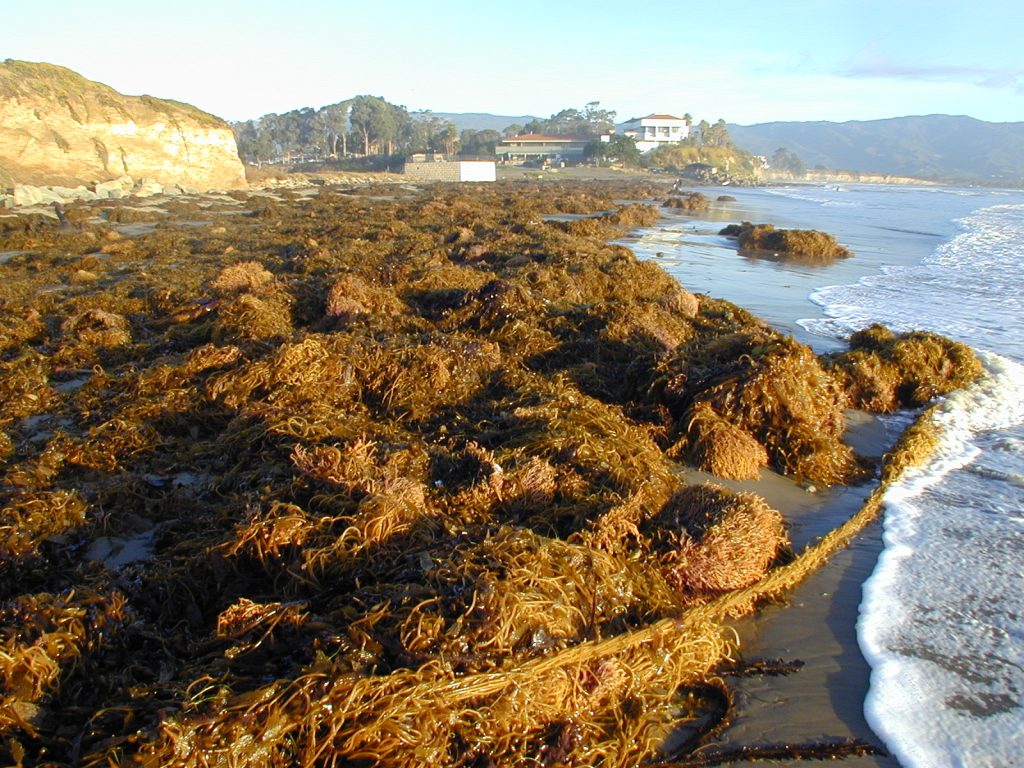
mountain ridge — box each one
[430,112,540,132]
[727,114,1024,185]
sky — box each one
[4,0,1023,126]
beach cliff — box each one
[0,60,246,191]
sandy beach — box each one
[690,410,900,766]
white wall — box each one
[458,161,496,182]
[404,160,496,182]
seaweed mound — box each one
[646,484,788,594]
[720,221,851,263]
[679,401,768,480]
[663,191,710,211]
[827,323,983,411]
[659,315,859,485]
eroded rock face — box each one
[0,60,246,190]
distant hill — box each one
[728,115,1024,186]
[432,112,539,132]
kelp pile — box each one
[826,323,983,412]
[657,320,864,486]
[0,179,980,766]
[662,191,710,211]
[719,221,852,263]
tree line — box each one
[232,95,754,169]
[233,95,509,165]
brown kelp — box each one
[827,323,983,411]
[719,221,852,263]
[663,191,710,211]
[675,402,768,481]
[657,317,860,485]
[0,178,980,766]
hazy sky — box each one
[5,0,1023,125]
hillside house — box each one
[618,114,690,152]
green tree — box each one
[435,123,458,157]
[582,101,617,133]
[584,134,640,167]
[405,111,458,156]
[771,147,806,176]
[523,102,617,136]
[522,116,548,135]
[316,103,350,157]
[703,118,733,148]
[349,96,374,154]
[350,95,409,156]
[233,119,261,163]
[695,119,710,146]
[461,129,501,157]
[406,110,439,153]
[262,113,302,160]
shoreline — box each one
[677,412,899,766]
[0,178,972,765]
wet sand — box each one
[685,412,901,765]
[621,191,938,764]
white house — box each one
[618,114,690,153]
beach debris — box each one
[664,191,711,211]
[660,324,859,485]
[0,490,87,560]
[324,273,404,320]
[660,737,887,766]
[827,323,983,411]
[678,401,768,480]
[719,221,852,263]
[646,484,788,595]
[59,308,132,348]
[722,657,806,677]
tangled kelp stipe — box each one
[0,179,980,766]
[719,221,852,264]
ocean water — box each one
[628,183,1024,767]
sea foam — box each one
[826,200,1024,767]
[859,352,1024,767]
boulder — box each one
[133,178,164,198]
[94,176,134,198]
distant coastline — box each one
[787,171,937,186]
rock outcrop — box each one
[0,60,246,190]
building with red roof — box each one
[494,133,599,164]
[494,112,690,164]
